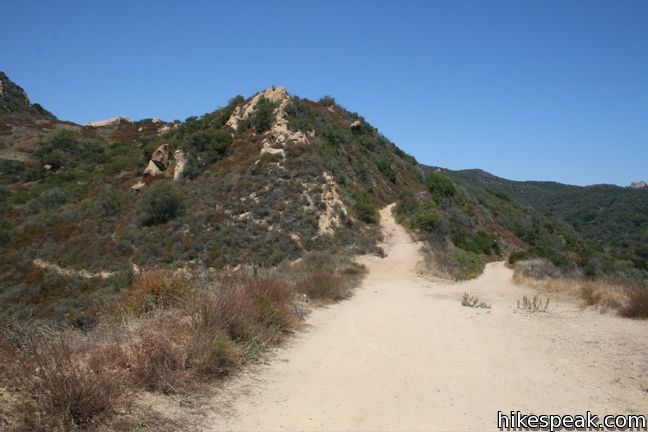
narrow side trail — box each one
[206,205,648,431]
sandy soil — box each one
[206,205,648,431]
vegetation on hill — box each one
[0,82,425,323]
[0,72,55,117]
[0,71,645,327]
[445,168,648,281]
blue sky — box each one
[2,1,647,186]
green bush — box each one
[353,192,378,224]
[394,190,418,218]
[28,187,69,212]
[318,95,336,107]
[425,172,457,202]
[181,130,232,179]
[410,201,441,233]
[376,156,396,183]
[35,130,108,171]
[509,250,532,264]
[95,187,126,216]
[248,96,278,133]
[453,249,484,280]
[452,229,499,255]
[138,182,186,226]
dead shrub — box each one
[295,272,348,301]
[128,322,189,394]
[196,282,259,342]
[580,284,602,306]
[187,330,241,378]
[2,326,124,430]
[118,270,195,317]
[619,289,648,319]
[246,277,295,331]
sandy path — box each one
[206,205,648,431]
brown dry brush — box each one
[0,323,129,431]
[512,264,648,319]
[0,266,361,430]
[619,288,648,319]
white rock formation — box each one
[86,116,132,127]
[143,144,170,177]
[130,181,146,193]
[226,86,290,131]
[174,149,187,181]
[318,172,348,235]
[630,180,647,189]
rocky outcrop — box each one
[227,86,347,237]
[86,116,132,127]
[174,149,187,181]
[143,144,170,177]
[226,86,290,131]
[630,181,647,189]
[350,120,362,132]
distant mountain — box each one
[439,167,648,278]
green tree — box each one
[139,182,186,226]
[249,97,278,133]
[425,172,457,202]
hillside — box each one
[1,71,645,325]
[0,74,431,322]
[443,168,648,280]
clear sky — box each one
[2,1,647,186]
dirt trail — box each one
[207,205,648,431]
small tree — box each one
[249,96,278,133]
[318,95,336,107]
[425,172,457,202]
[138,182,185,226]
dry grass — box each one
[0,324,128,430]
[128,319,191,394]
[512,261,648,319]
[295,272,348,301]
[513,272,628,309]
[117,270,195,318]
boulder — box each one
[350,120,362,131]
[130,181,146,193]
[143,144,169,177]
